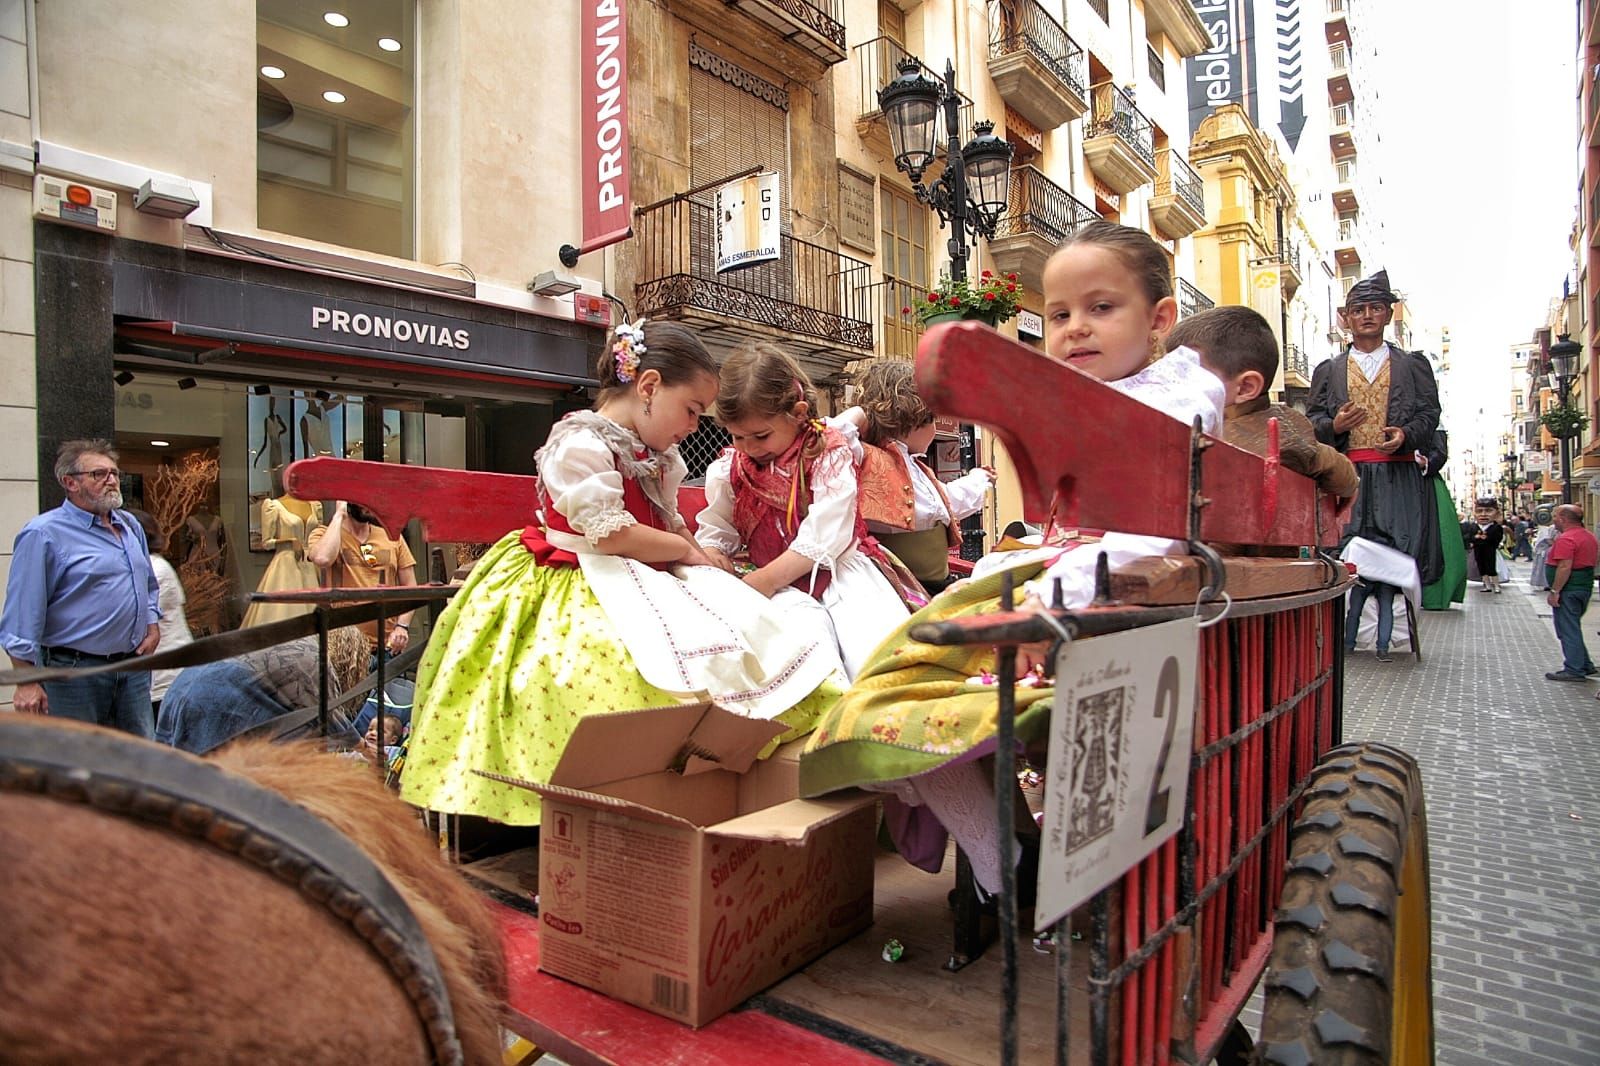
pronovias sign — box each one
[310,306,471,351]
[581,0,632,255]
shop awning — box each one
[116,320,598,392]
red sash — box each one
[520,457,668,568]
[1347,449,1416,464]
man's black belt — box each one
[42,646,138,664]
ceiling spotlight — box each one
[252,384,271,396]
[114,370,135,386]
[177,377,198,390]
[377,37,402,52]
[150,439,171,447]
[323,90,346,104]
[260,65,286,79]
[323,11,349,27]
[529,268,581,298]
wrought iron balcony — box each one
[985,0,1088,129]
[1088,0,1109,22]
[1150,148,1205,238]
[678,0,846,74]
[855,36,973,155]
[632,197,873,376]
[1284,343,1309,386]
[1276,239,1303,296]
[1177,278,1215,320]
[987,164,1100,293]
[1084,83,1156,194]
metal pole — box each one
[942,61,969,283]
[1561,372,1574,505]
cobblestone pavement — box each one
[1245,562,1600,1064]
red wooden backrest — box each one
[915,322,1344,547]
[283,457,708,543]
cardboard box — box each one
[519,703,877,1027]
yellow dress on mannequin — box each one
[241,496,325,627]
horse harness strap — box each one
[0,717,466,1066]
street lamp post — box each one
[1550,333,1582,506]
[879,59,1014,563]
[878,59,1014,283]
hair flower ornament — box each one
[612,319,648,383]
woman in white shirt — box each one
[131,509,194,709]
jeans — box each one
[1345,580,1396,653]
[1552,587,1595,675]
[41,649,154,739]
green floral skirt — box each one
[401,533,836,825]
[800,559,1057,798]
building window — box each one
[256,1,415,258]
[880,182,929,360]
[1147,43,1165,91]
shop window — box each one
[257,0,415,258]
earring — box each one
[1149,331,1165,361]
[644,398,653,416]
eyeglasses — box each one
[68,468,120,482]
[358,542,380,568]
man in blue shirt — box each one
[1,440,162,736]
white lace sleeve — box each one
[789,442,859,567]
[824,415,866,464]
[541,430,636,545]
[694,452,744,554]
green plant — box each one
[1540,402,1589,440]
[907,270,1024,326]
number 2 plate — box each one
[1035,616,1199,932]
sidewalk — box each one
[1336,561,1600,1065]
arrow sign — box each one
[1277,0,1305,149]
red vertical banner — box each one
[581,0,631,254]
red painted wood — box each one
[283,457,710,545]
[494,903,890,1066]
[914,322,1344,546]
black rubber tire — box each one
[1255,743,1435,1066]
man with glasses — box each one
[0,439,162,734]
[1310,270,1443,661]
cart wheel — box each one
[1256,743,1434,1065]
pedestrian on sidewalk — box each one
[1543,504,1598,682]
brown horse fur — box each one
[0,719,506,1065]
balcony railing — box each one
[1177,278,1215,320]
[1285,343,1309,382]
[1337,217,1359,244]
[1335,159,1355,185]
[1088,0,1109,22]
[988,0,1088,103]
[1330,103,1351,129]
[757,0,845,50]
[1156,150,1204,218]
[1276,239,1302,275]
[1327,0,1345,14]
[1328,43,1350,72]
[632,197,873,350]
[992,164,1100,245]
[1087,82,1155,169]
[856,36,973,144]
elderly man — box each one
[1,440,161,735]
[1543,504,1599,682]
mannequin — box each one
[254,396,289,469]
[240,466,326,628]
[301,393,343,458]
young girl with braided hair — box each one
[402,322,845,827]
[695,342,913,679]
